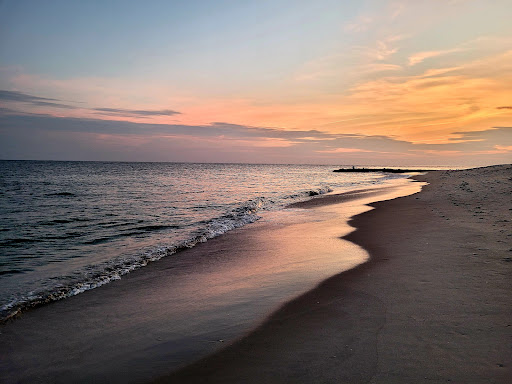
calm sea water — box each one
[0,161,409,320]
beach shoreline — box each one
[154,165,512,383]
[0,179,421,383]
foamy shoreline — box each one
[0,179,421,383]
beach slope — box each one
[156,164,512,383]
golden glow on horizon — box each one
[2,1,511,164]
[10,47,512,146]
[48,49,512,147]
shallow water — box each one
[0,161,408,319]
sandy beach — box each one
[1,165,510,383]
[155,165,512,383]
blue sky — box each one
[0,0,511,165]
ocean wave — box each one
[0,238,43,247]
[46,192,76,197]
[83,225,182,245]
[285,185,333,199]
[40,218,91,225]
[0,185,334,322]
[129,224,181,232]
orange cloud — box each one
[408,48,464,66]
[317,148,374,154]
[495,145,512,152]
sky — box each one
[0,0,511,166]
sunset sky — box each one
[1,0,511,165]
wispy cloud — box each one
[0,89,57,103]
[316,147,373,154]
[0,90,77,109]
[406,35,512,68]
[294,33,404,85]
[374,40,399,61]
[359,63,402,73]
[419,67,463,78]
[408,48,464,66]
[93,107,181,117]
[353,36,403,62]
[344,15,374,33]
[0,89,181,119]
[334,48,512,143]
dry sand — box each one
[155,165,512,383]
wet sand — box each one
[0,180,420,383]
[155,165,512,383]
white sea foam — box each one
[0,185,336,321]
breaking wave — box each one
[1,185,333,322]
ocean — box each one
[0,161,410,321]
